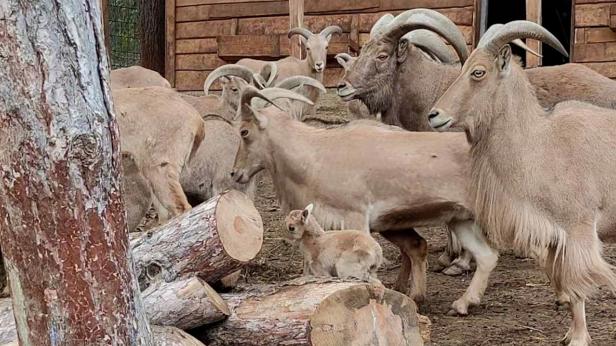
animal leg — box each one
[381,231,412,295]
[144,162,191,221]
[381,229,428,303]
[434,230,456,272]
[442,249,473,276]
[560,299,590,346]
[448,221,498,316]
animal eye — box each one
[471,69,486,79]
[231,87,239,92]
[240,129,249,137]
[377,53,388,61]
[306,47,311,51]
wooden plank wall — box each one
[572,0,616,78]
[167,0,476,91]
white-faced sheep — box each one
[429,21,616,346]
[285,204,383,281]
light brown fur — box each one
[121,151,153,231]
[430,44,616,346]
[231,93,499,306]
[285,205,383,281]
[110,66,171,89]
[113,86,205,222]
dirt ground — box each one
[239,90,616,345]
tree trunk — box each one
[131,190,264,290]
[197,278,429,346]
[0,1,152,344]
[0,299,16,345]
[151,326,205,346]
[140,0,166,74]
[143,276,230,330]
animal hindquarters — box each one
[143,162,192,223]
[334,249,382,281]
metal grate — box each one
[109,0,141,68]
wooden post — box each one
[289,0,304,59]
[165,0,177,86]
[101,0,110,53]
[526,0,542,67]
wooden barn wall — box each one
[166,0,477,91]
[572,0,616,78]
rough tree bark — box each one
[139,0,166,74]
[142,276,230,330]
[131,190,264,290]
[0,1,153,344]
[0,299,16,345]
[198,278,429,346]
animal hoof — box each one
[431,262,446,272]
[446,308,467,316]
[554,300,570,311]
[442,264,467,276]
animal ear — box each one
[335,56,349,69]
[497,44,512,74]
[302,203,314,222]
[220,76,230,85]
[249,106,269,129]
[397,39,409,63]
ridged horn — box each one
[384,9,469,64]
[288,27,313,40]
[403,30,457,63]
[204,64,254,95]
[370,13,395,38]
[275,76,326,93]
[261,62,278,87]
[320,25,343,39]
[254,88,314,108]
[478,20,568,57]
[480,24,542,57]
[239,85,281,120]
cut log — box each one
[131,190,264,290]
[143,276,230,330]
[197,277,428,346]
[152,326,205,346]
[0,299,16,345]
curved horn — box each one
[480,23,542,57]
[252,74,267,89]
[403,30,458,63]
[479,20,568,57]
[370,13,395,38]
[319,25,343,39]
[261,62,278,87]
[239,85,281,120]
[204,64,254,95]
[275,76,326,93]
[335,53,354,69]
[288,27,313,40]
[384,9,469,64]
[253,88,314,108]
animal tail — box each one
[188,120,206,163]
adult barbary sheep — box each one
[121,151,153,231]
[339,9,616,131]
[113,86,205,222]
[428,21,616,346]
[285,204,383,281]
[110,66,171,89]
[231,86,498,309]
[238,25,341,118]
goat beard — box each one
[356,81,394,115]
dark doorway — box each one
[482,0,571,66]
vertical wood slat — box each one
[100,0,111,53]
[526,0,542,67]
[289,0,304,59]
[165,0,177,86]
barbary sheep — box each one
[121,151,153,231]
[285,204,383,281]
[339,9,616,131]
[110,66,171,89]
[428,21,616,346]
[113,86,205,222]
[237,26,341,118]
[231,86,498,308]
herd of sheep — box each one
[111,8,616,346]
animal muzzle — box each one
[428,108,453,131]
[314,61,325,72]
[337,81,357,101]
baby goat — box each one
[285,204,383,281]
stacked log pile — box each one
[0,189,432,344]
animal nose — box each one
[230,170,235,177]
[428,109,440,120]
[315,62,324,69]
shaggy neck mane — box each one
[468,62,562,258]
